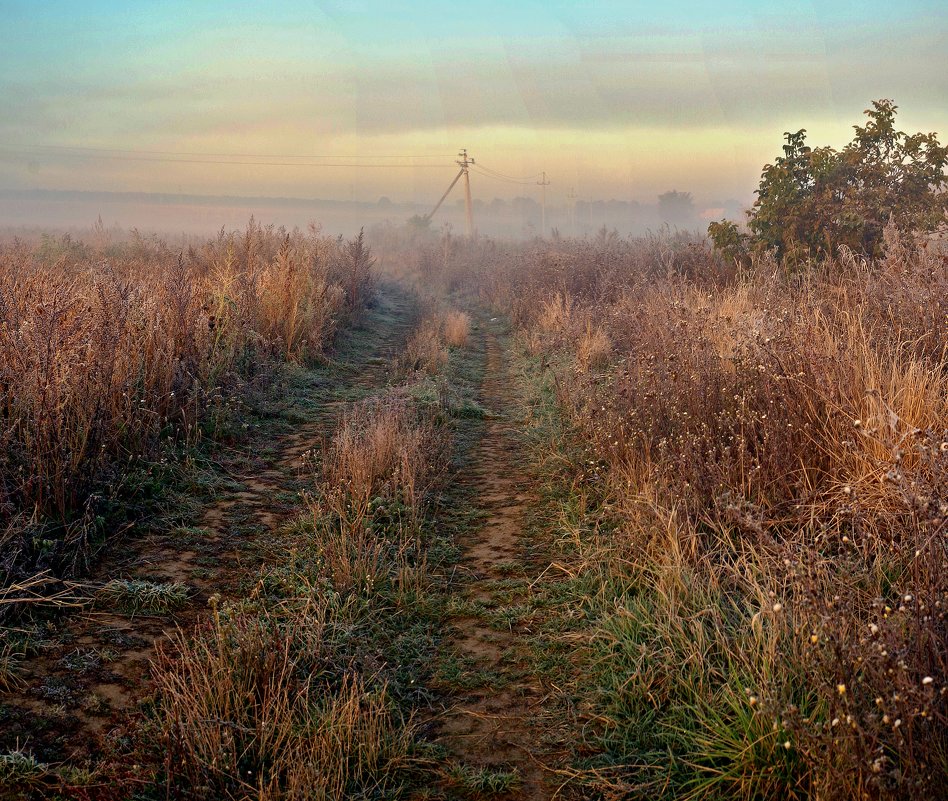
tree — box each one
[406,214,431,232]
[710,100,948,264]
[658,190,696,227]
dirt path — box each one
[433,327,565,800]
[0,283,417,765]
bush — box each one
[461,229,948,799]
[0,221,369,588]
[710,100,948,264]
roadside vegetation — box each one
[145,302,485,800]
[0,220,371,597]
[426,104,946,800]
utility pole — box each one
[424,148,475,238]
[537,170,550,237]
[457,148,475,238]
[567,187,576,237]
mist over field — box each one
[0,188,746,239]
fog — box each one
[0,189,747,241]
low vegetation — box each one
[458,220,947,799]
[145,307,470,799]
[1,99,945,801]
[0,220,372,594]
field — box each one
[0,217,945,801]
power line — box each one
[0,146,448,168]
[470,165,537,185]
[476,163,541,181]
[7,143,455,160]
[473,162,542,182]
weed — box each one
[0,221,373,590]
[453,229,948,800]
[0,748,49,788]
[97,578,190,614]
[442,310,472,348]
[446,762,522,796]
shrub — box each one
[711,100,948,263]
[459,228,948,799]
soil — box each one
[430,326,569,800]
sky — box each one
[1,0,946,211]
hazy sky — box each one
[1,0,945,209]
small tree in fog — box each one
[658,190,696,227]
[710,100,948,265]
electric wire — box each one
[470,165,538,185]
[473,162,543,182]
[5,143,455,160]
[0,146,448,168]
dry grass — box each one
[154,602,415,801]
[400,318,449,375]
[150,320,455,798]
[0,221,373,589]
[441,310,471,348]
[574,321,612,372]
[398,305,474,376]
[321,393,446,511]
[458,225,948,800]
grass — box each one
[153,603,418,801]
[442,310,472,348]
[435,653,507,691]
[445,762,522,796]
[137,297,483,799]
[9,216,944,799]
[0,637,26,692]
[0,749,49,789]
[96,578,190,614]
[0,221,376,594]
[452,227,948,800]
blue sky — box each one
[1,1,945,206]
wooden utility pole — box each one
[537,171,550,236]
[567,186,576,237]
[424,148,475,238]
[457,148,475,238]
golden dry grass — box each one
[441,309,471,348]
[154,603,415,801]
[0,221,374,587]
[454,226,948,800]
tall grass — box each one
[150,312,460,799]
[0,221,372,588]
[154,602,415,801]
[454,226,948,799]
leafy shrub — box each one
[710,100,948,264]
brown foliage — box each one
[0,222,369,585]
[467,228,948,799]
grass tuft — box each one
[97,578,190,614]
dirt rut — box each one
[434,329,563,800]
